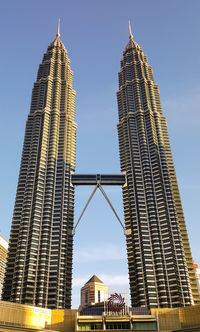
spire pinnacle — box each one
[128,20,133,40]
[56,19,60,38]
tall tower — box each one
[2,26,76,309]
[117,24,199,308]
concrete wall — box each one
[179,305,200,328]
[151,305,200,331]
[51,309,78,332]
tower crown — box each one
[123,23,142,54]
[47,19,67,51]
[49,36,67,51]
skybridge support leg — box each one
[98,185,126,234]
[72,185,98,235]
[72,184,126,236]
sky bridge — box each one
[71,174,126,186]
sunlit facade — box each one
[0,235,8,299]
[117,26,199,307]
[2,30,76,309]
[193,264,200,297]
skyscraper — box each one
[2,27,76,309]
[117,24,199,308]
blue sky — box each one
[0,0,200,308]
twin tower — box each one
[2,25,199,309]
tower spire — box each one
[128,20,133,40]
[56,18,60,38]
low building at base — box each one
[81,275,108,309]
[1,300,200,332]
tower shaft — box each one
[3,36,76,309]
[117,34,199,307]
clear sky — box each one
[0,0,200,308]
